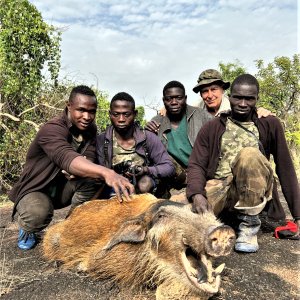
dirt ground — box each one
[0,197,299,300]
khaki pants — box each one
[206,147,273,216]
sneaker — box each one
[234,214,261,253]
[235,237,259,253]
[18,229,37,250]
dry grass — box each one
[0,228,15,296]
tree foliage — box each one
[94,90,110,132]
[219,59,246,85]
[136,106,146,127]
[255,54,300,118]
[255,55,300,152]
[0,0,61,115]
[0,0,62,193]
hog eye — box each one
[156,210,168,220]
[157,212,165,219]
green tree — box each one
[0,0,62,194]
[255,54,300,153]
[136,106,146,127]
[255,54,300,118]
[95,89,110,132]
[0,0,61,115]
[219,59,247,84]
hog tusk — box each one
[190,266,198,277]
[197,260,208,283]
[200,253,208,264]
[200,254,213,283]
[214,263,225,276]
[198,275,221,294]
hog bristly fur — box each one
[42,193,235,299]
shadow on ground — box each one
[0,202,299,300]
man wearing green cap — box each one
[193,69,272,118]
[192,69,231,116]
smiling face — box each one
[229,83,258,121]
[200,83,224,114]
[67,93,97,131]
[109,100,137,134]
[163,87,187,117]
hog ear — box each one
[103,219,147,251]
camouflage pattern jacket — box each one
[187,112,300,221]
[96,124,175,179]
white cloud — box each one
[30,0,298,119]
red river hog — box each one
[42,193,235,299]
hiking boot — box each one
[235,214,261,253]
[18,229,37,250]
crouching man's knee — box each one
[136,175,155,193]
[230,147,273,214]
[233,147,267,169]
[16,192,54,233]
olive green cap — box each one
[193,69,230,93]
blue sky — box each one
[30,0,298,119]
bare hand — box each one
[192,194,212,214]
[145,120,160,134]
[257,107,276,118]
[103,169,135,202]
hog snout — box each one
[205,225,236,257]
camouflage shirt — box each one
[112,130,145,168]
[214,118,259,179]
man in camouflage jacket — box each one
[187,74,300,253]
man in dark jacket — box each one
[187,74,300,253]
[96,92,174,197]
[9,85,134,250]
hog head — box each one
[84,199,235,299]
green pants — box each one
[206,147,273,216]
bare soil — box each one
[0,197,299,300]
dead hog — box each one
[42,193,235,300]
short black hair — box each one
[163,80,185,96]
[231,74,259,93]
[69,85,96,102]
[110,92,135,109]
